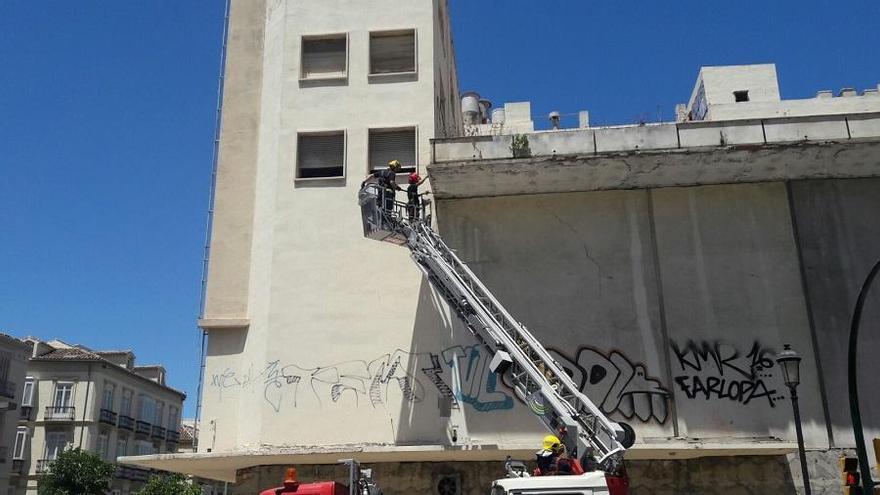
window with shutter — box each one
[369,128,417,174]
[301,35,347,79]
[297,132,345,179]
[370,30,416,75]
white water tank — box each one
[491,108,506,124]
[461,92,481,125]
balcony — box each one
[45,406,75,421]
[117,466,151,481]
[0,380,15,399]
[99,408,118,426]
[135,420,151,436]
[151,425,166,439]
[36,459,52,474]
[118,415,135,431]
[19,405,33,420]
[12,459,24,475]
[166,429,180,443]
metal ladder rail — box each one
[416,225,623,441]
[406,222,625,467]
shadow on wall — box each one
[789,178,880,456]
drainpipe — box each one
[78,362,93,448]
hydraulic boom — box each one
[358,184,634,473]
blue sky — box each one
[1,1,878,416]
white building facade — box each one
[11,339,184,495]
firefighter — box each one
[406,172,428,220]
[535,435,567,475]
[362,160,404,211]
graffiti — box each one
[261,350,425,413]
[439,345,514,412]
[210,346,515,413]
[669,340,782,407]
[549,347,670,424]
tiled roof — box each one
[31,345,186,399]
[32,347,104,361]
[179,422,196,443]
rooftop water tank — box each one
[491,108,506,125]
[461,92,481,125]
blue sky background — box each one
[2,1,878,417]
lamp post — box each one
[777,344,811,495]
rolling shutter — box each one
[302,37,346,78]
[369,128,416,173]
[370,31,416,74]
[298,133,345,178]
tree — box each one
[136,473,202,495]
[37,448,116,495]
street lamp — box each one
[777,344,811,495]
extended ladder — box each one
[358,185,633,472]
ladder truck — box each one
[357,184,636,474]
[258,184,635,495]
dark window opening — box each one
[734,90,750,102]
[297,132,345,179]
[369,128,417,174]
[370,30,416,75]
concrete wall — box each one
[789,178,880,459]
[199,0,459,452]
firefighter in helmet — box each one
[362,160,404,211]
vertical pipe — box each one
[194,0,232,451]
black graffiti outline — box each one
[546,346,671,424]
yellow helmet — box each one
[388,159,401,170]
[542,435,561,451]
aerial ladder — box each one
[357,184,635,475]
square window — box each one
[370,30,416,75]
[301,35,347,79]
[297,132,345,179]
[734,90,749,102]
[368,128,416,174]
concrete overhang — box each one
[120,439,797,483]
[197,318,250,330]
[428,113,880,199]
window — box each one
[734,90,749,102]
[121,389,133,416]
[102,383,115,411]
[0,355,9,382]
[96,432,110,460]
[368,127,417,174]
[53,382,74,408]
[167,406,179,431]
[154,401,164,427]
[297,132,345,179]
[370,30,416,75]
[301,34,347,79]
[140,395,156,422]
[21,378,35,407]
[116,435,128,459]
[45,432,68,460]
[13,427,28,460]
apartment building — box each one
[10,339,185,495]
[0,335,31,495]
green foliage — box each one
[37,448,116,495]
[136,473,202,495]
[510,134,531,158]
